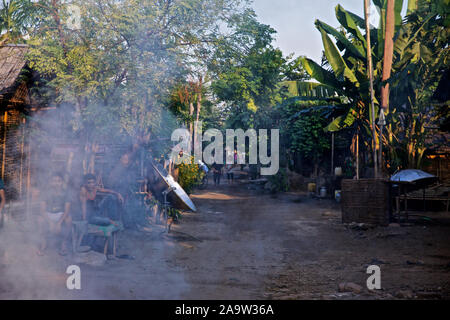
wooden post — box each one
[1,111,7,180]
[356,132,360,180]
[379,121,384,174]
[19,118,26,196]
[25,138,32,220]
[331,118,335,176]
[364,0,378,178]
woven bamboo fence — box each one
[341,179,390,226]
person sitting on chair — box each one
[37,172,72,256]
[80,174,124,226]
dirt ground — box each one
[1,179,449,299]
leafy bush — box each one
[177,156,201,194]
[266,167,289,193]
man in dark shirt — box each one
[0,178,5,228]
[212,163,223,185]
[106,148,139,228]
[37,172,72,256]
[80,173,124,225]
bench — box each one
[395,183,450,220]
[72,220,123,256]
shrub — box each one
[266,167,289,193]
[177,156,201,194]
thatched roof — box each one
[426,132,450,155]
[0,44,28,94]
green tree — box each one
[301,0,449,172]
[386,0,449,169]
[209,10,287,130]
[0,0,40,44]
[24,0,252,160]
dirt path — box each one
[1,181,449,299]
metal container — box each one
[307,183,316,192]
[320,186,327,198]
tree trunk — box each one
[193,76,203,152]
[364,0,378,178]
[381,0,395,110]
[189,101,194,150]
[379,0,395,174]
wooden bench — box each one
[395,183,450,219]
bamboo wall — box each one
[0,109,30,201]
[341,179,390,226]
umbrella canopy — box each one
[390,169,438,185]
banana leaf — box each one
[300,57,342,92]
[335,5,367,47]
[320,29,359,86]
[324,107,357,132]
[315,19,366,59]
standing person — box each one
[198,160,209,186]
[226,164,234,184]
[249,164,258,180]
[172,149,184,182]
[212,163,223,185]
[0,178,5,228]
[37,172,72,256]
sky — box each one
[252,0,376,63]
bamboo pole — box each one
[364,0,378,178]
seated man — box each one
[77,174,125,257]
[80,174,124,226]
[106,148,139,229]
[37,172,72,256]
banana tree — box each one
[385,0,449,170]
[300,1,450,173]
[300,2,402,172]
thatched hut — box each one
[0,44,33,203]
[423,133,450,182]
